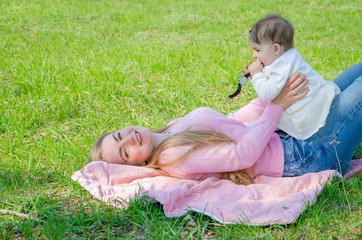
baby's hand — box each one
[241,60,263,79]
[248,60,263,77]
[241,60,252,79]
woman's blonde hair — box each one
[91,124,253,185]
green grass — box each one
[1,0,361,239]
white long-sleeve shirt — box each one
[251,48,340,140]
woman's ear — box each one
[273,43,283,56]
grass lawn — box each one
[1,0,361,239]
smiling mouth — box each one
[135,131,142,145]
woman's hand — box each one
[272,72,310,109]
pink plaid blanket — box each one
[71,159,361,225]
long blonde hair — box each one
[91,124,253,185]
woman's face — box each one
[101,126,155,165]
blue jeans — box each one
[280,62,362,176]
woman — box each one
[92,63,362,185]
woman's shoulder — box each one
[189,107,217,114]
[197,106,228,117]
[184,107,224,121]
[169,107,229,134]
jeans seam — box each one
[292,141,305,164]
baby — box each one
[243,14,340,140]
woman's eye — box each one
[124,149,129,158]
[118,132,122,140]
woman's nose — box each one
[121,135,135,146]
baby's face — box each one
[249,40,280,66]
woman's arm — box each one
[227,98,268,123]
[160,73,309,178]
[161,102,283,177]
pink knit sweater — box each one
[159,98,285,179]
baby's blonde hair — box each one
[91,124,253,185]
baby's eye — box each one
[118,132,122,140]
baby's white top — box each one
[251,48,340,139]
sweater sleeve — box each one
[251,60,292,101]
[227,98,268,123]
[160,102,284,178]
